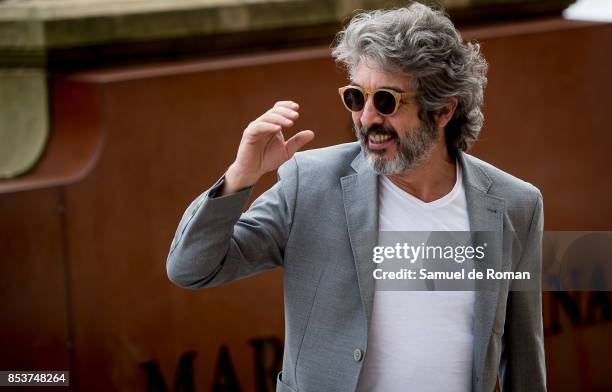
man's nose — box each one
[359,97,384,128]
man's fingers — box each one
[285,130,315,157]
[269,106,299,120]
[259,112,295,128]
[274,101,299,111]
[247,121,282,137]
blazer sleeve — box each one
[500,192,547,391]
[166,158,298,289]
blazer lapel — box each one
[459,152,505,392]
[341,152,379,329]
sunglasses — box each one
[338,85,420,116]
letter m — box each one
[141,351,196,392]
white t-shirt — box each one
[357,163,475,392]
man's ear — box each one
[434,97,458,129]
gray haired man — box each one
[167,2,546,391]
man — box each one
[167,2,546,391]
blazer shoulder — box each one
[278,141,361,180]
[463,153,542,204]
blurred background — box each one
[0,0,610,390]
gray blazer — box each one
[167,142,546,392]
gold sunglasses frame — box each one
[337,85,420,116]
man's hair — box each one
[331,2,488,153]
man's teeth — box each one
[368,133,392,143]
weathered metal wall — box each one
[1,19,610,391]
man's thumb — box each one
[285,130,315,157]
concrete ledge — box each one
[0,0,350,49]
[0,0,574,50]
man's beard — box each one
[355,120,439,175]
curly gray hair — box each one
[331,2,488,153]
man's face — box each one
[351,62,439,175]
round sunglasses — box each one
[338,85,420,116]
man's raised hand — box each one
[222,101,315,195]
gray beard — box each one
[355,121,438,175]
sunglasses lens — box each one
[342,88,365,112]
[373,90,398,115]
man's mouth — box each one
[366,130,397,151]
[368,132,394,144]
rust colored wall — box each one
[0,189,70,371]
[467,20,612,231]
[0,19,610,391]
